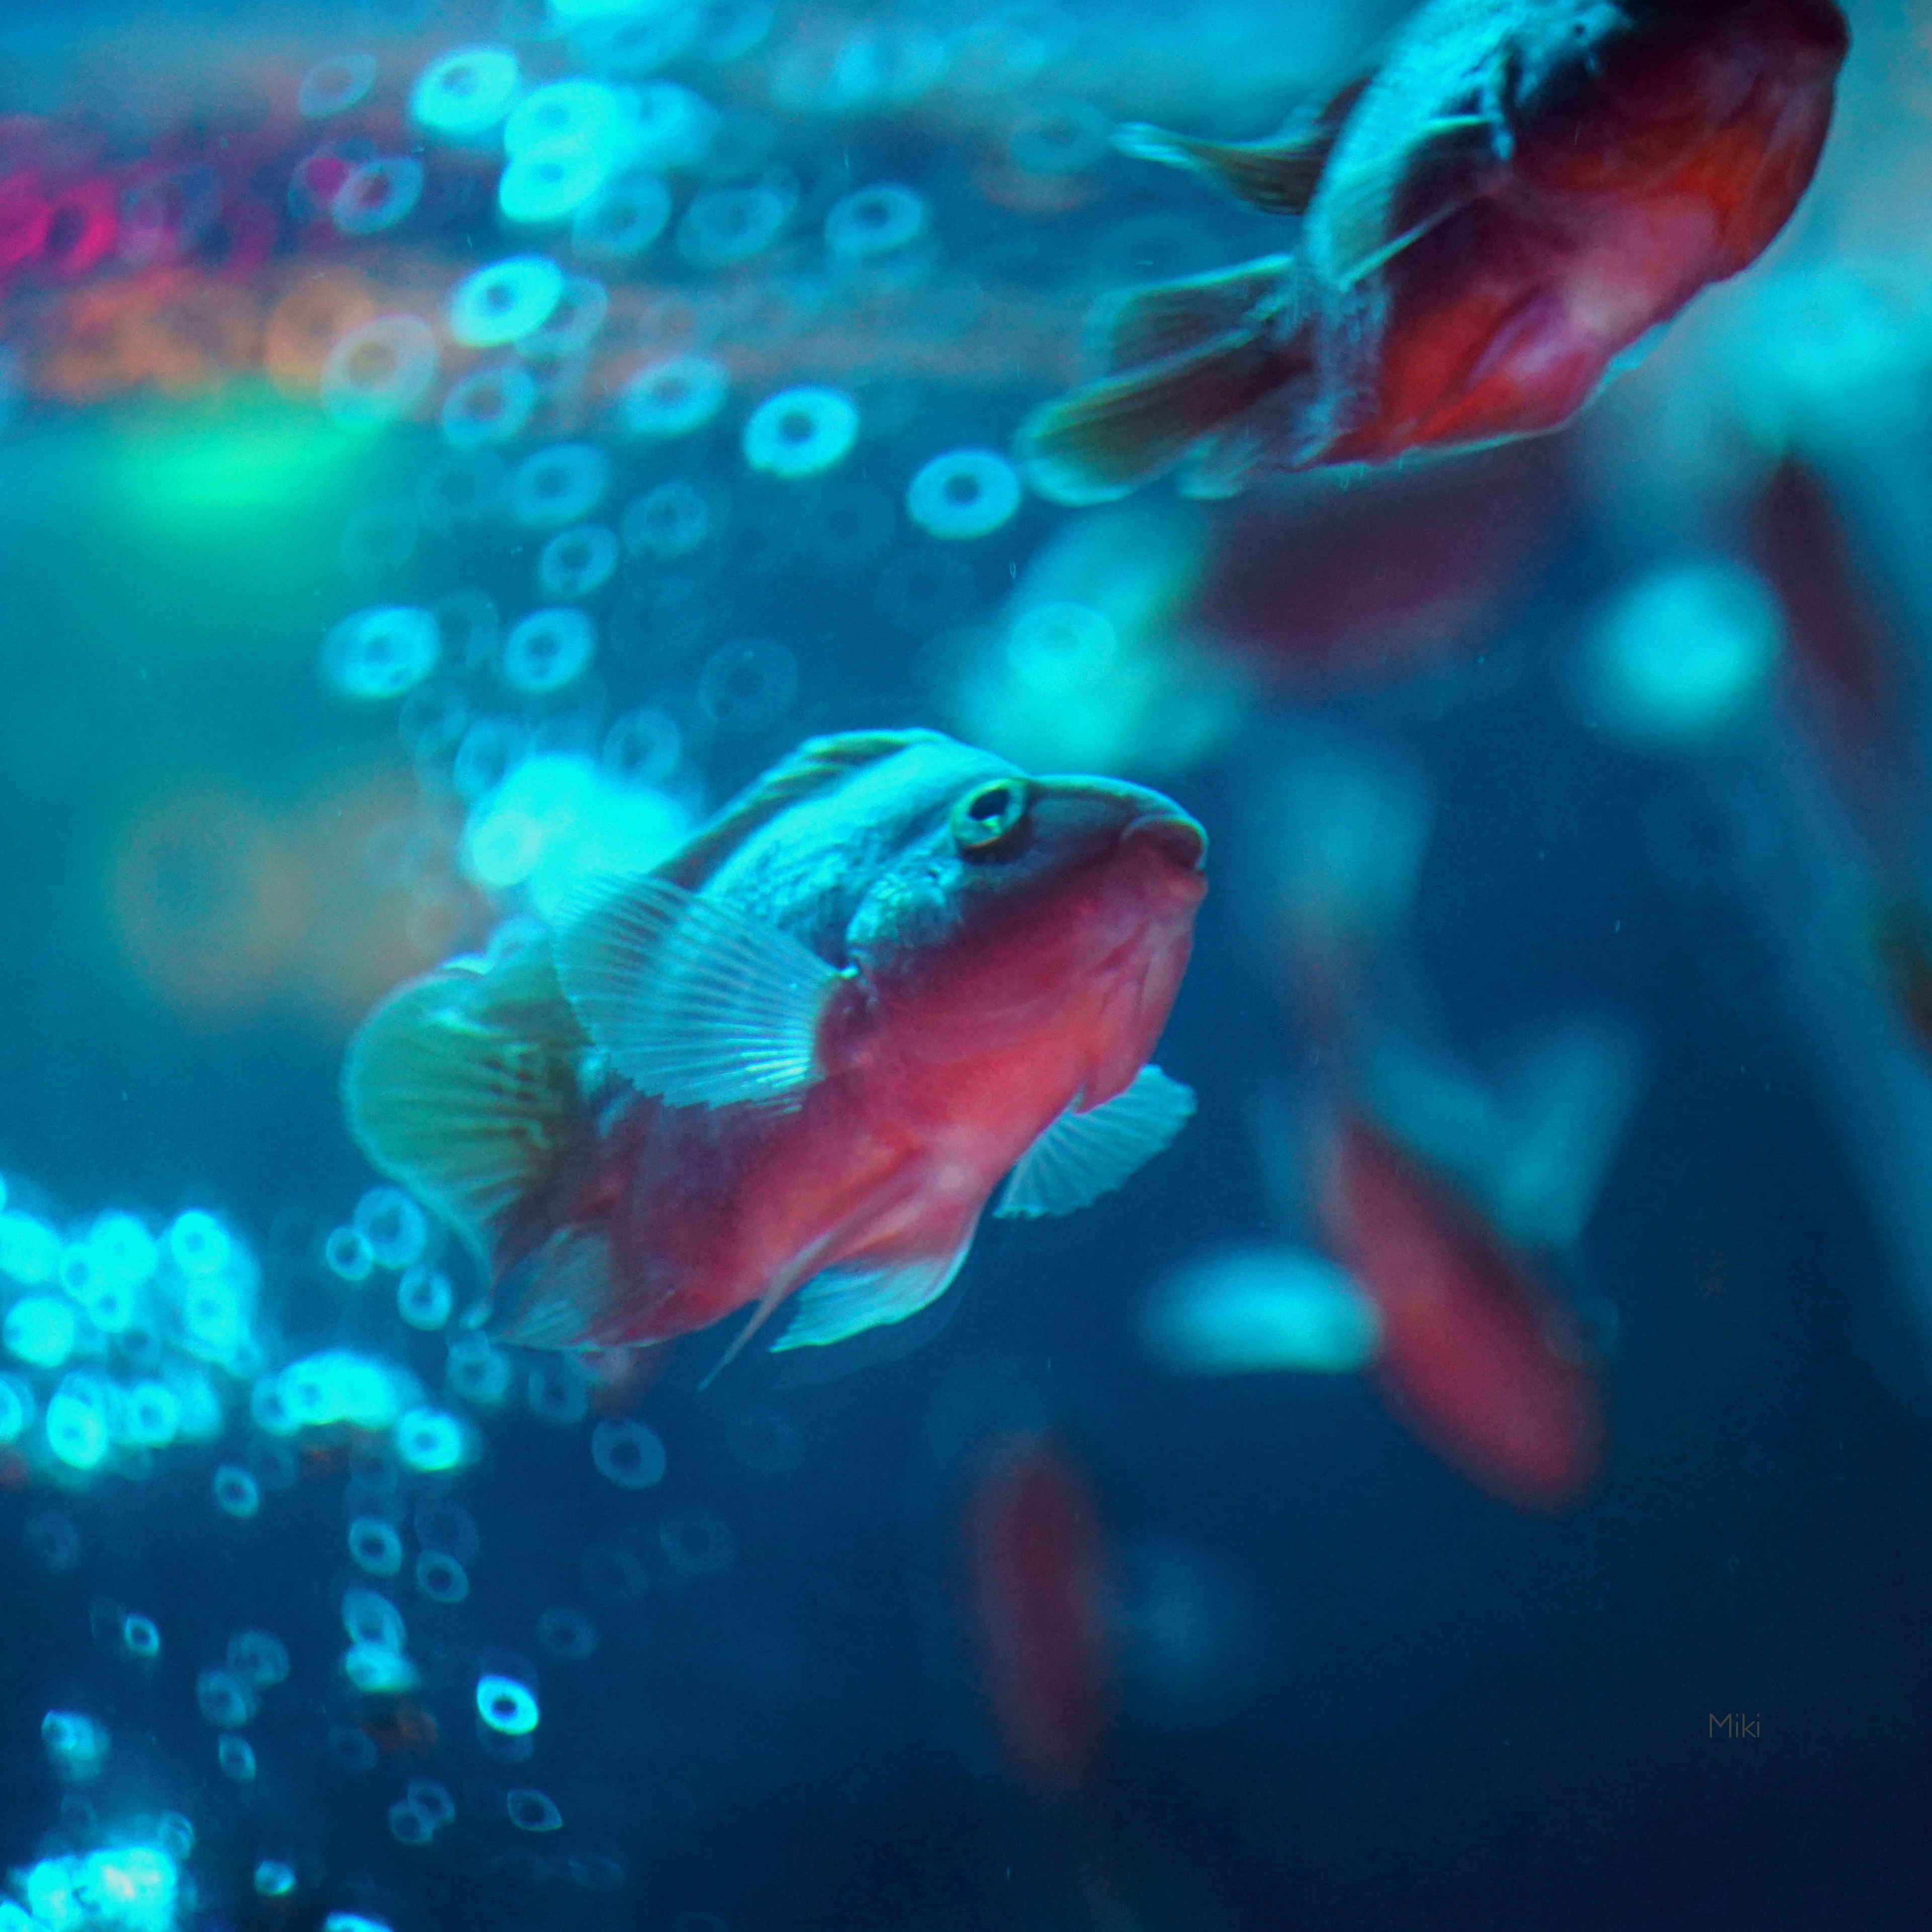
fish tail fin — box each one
[1019,285,1312,505]
[342,938,589,1278]
[1114,122,1332,216]
[1084,254,1295,374]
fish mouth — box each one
[1121,810,1208,872]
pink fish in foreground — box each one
[1019,0,1847,501]
[344,731,1206,1362]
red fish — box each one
[1019,0,1848,501]
[965,1431,1116,1793]
[1322,1116,1605,1510]
[344,731,1205,1362]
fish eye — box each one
[950,778,1030,854]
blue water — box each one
[1,1,1930,1926]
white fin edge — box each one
[773,1232,977,1351]
[996,1065,1197,1219]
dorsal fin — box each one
[341,940,587,1272]
[1114,71,1373,216]
[657,731,952,891]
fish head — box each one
[843,756,1206,1096]
[1509,0,1847,196]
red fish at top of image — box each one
[1321,1116,1606,1511]
[965,1431,1117,1794]
[1019,0,1849,503]
[344,731,1206,1370]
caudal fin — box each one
[342,938,588,1275]
[1018,276,1311,506]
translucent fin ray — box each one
[1017,321,1308,506]
[996,1066,1197,1219]
[774,1232,977,1351]
[1115,123,1333,216]
[341,945,585,1268]
[1086,256,1294,375]
[555,876,840,1109]
[496,1225,618,1348]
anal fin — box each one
[1017,316,1311,506]
[496,1224,619,1348]
[773,1227,978,1351]
[996,1065,1197,1219]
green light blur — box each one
[113,383,367,528]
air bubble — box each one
[538,523,621,597]
[354,1187,430,1267]
[409,1779,456,1827]
[121,1614,162,1659]
[397,1265,454,1331]
[322,316,439,428]
[442,362,538,450]
[254,1862,296,1898]
[476,1673,541,1735]
[332,156,423,236]
[449,256,566,349]
[824,183,927,261]
[415,1551,470,1602]
[527,1356,590,1426]
[676,181,792,268]
[509,442,611,527]
[695,639,797,733]
[534,1605,599,1661]
[501,143,608,227]
[420,453,508,533]
[907,449,1022,540]
[572,172,672,260]
[343,1588,407,1651]
[617,355,730,438]
[300,53,379,118]
[396,1406,468,1472]
[659,1504,737,1576]
[507,1788,563,1832]
[196,1667,259,1728]
[349,1516,406,1577]
[603,706,682,785]
[320,606,439,701]
[218,1733,257,1782]
[213,1465,261,1519]
[742,386,858,478]
[412,45,520,138]
[324,1225,376,1282]
[502,608,597,693]
[590,1416,666,1488]
[228,1629,291,1685]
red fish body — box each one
[1323,1117,1606,1510]
[966,1432,1117,1793]
[345,731,1205,1359]
[1020,0,1848,500]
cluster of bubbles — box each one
[0,1179,260,1484]
[3,1827,187,1932]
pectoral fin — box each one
[996,1065,1197,1219]
[1321,112,1502,291]
[774,1228,978,1351]
[555,876,842,1109]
